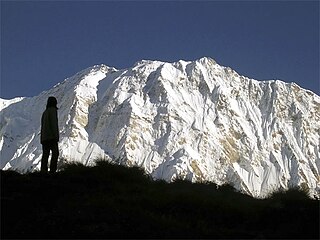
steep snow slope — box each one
[1,57,319,198]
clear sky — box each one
[1,0,319,99]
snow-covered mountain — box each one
[1,57,319,198]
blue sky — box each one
[1,1,319,99]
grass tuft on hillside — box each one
[1,160,319,239]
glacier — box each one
[1,57,319,198]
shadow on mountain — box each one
[1,159,319,239]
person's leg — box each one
[49,141,59,173]
[41,143,50,173]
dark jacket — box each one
[41,107,59,144]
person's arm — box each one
[49,108,59,142]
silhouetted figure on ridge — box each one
[40,96,59,173]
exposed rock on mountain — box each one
[1,57,319,198]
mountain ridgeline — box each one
[1,57,319,198]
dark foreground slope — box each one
[1,160,319,239]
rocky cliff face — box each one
[1,57,319,198]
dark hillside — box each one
[1,160,319,239]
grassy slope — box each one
[1,160,319,239]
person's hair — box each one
[46,96,58,109]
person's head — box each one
[46,96,58,109]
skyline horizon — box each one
[4,55,320,99]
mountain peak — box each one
[1,57,319,198]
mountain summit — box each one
[1,57,319,198]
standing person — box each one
[40,96,59,173]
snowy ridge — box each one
[1,57,319,198]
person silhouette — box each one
[40,96,59,173]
